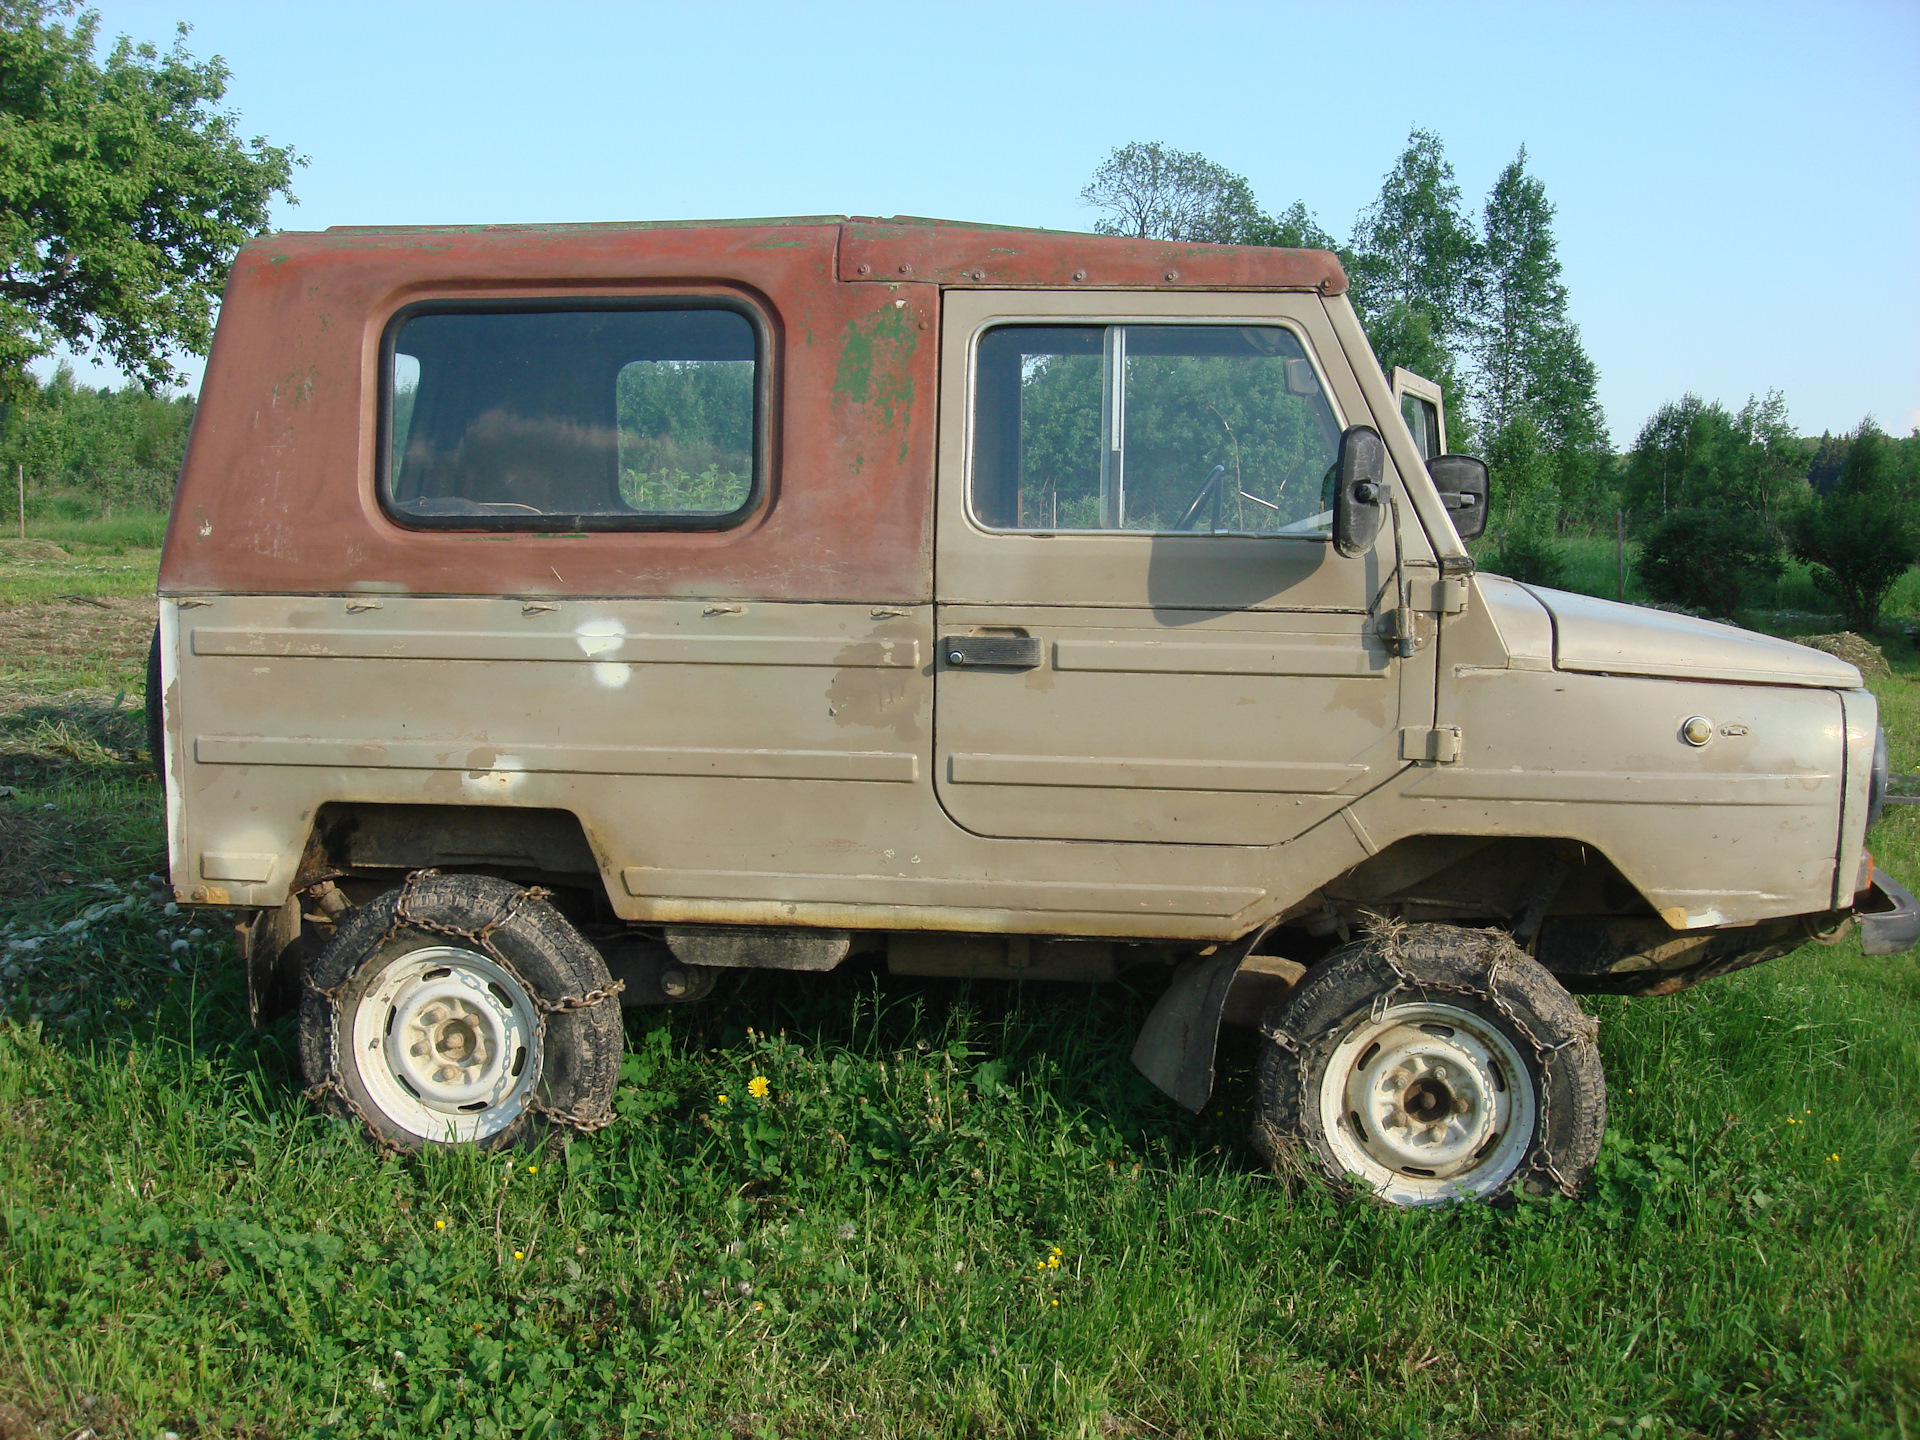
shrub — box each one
[1636,507,1784,618]
[1486,523,1570,588]
[1788,423,1919,632]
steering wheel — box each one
[1174,463,1228,532]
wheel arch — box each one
[243,802,619,1028]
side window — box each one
[383,304,759,530]
[972,323,1342,535]
[1401,393,1442,460]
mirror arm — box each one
[1384,484,1417,659]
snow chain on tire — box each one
[1260,918,1601,1199]
[302,869,624,1152]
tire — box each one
[1253,923,1604,1206]
[296,873,623,1151]
[144,624,164,781]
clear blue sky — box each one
[55,0,1920,442]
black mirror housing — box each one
[1332,425,1388,558]
[1428,454,1490,541]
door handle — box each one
[942,635,1043,669]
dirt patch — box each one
[0,597,153,688]
[1790,632,1891,678]
[0,538,71,563]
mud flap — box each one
[1130,925,1274,1112]
[239,898,303,1029]
[1859,871,1920,956]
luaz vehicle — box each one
[151,215,1919,1205]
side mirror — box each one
[1332,425,1388,558]
[1428,454,1489,541]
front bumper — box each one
[1857,870,1920,955]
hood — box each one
[1515,584,1862,688]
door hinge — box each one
[1411,576,1469,614]
[1377,607,1421,656]
[1400,726,1462,764]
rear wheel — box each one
[1253,923,1604,1206]
[297,873,623,1151]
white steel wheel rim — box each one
[1319,1000,1536,1206]
[348,945,541,1143]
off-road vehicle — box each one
[152,216,1918,1205]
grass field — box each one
[1,552,1917,1438]
[16,509,173,553]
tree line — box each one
[0,362,193,519]
[1081,136,1919,630]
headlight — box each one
[1868,725,1889,831]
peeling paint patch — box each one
[831,302,917,430]
[574,618,626,657]
[462,754,527,797]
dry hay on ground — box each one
[1790,631,1892,678]
[0,596,153,691]
[0,538,71,562]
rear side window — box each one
[383,303,761,530]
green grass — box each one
[0,544,159,605]
[2,559,1918,1437]
[25,510,172,552]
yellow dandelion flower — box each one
[1046,1255,1060,1269]
[717,1094,730,1106]
[527,1164,538,1174]
[748,1076,771,1100]
[1051,1298,1059,1307]
[1036,1259,1046,1270]
[513,1250,525,1260]
[435,1219,447,1230]
[1049,1246,1063,1257]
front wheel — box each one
[1253,924,1604,1206]
[296,873,623,1151]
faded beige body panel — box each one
[933,603,1395,845]
[1372,575,1861,928]
[1524,585,1863,688]
[165,593,1287,936]
[929,289,1436,849]
[164,582,1865,936]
